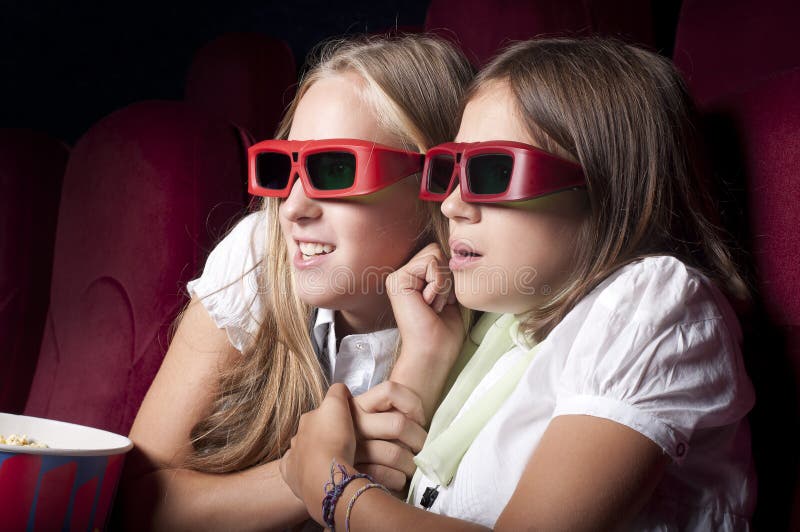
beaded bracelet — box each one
[321,460,374,531]
[345,482,391,532]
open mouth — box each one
[297,241,336,260]
[454,248,482,258]
[450,239,482,258]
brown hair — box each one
[466,37,748,341]
[185,34,473,472]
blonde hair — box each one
[465,37,749,342]
[185,34,473,472]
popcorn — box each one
[0,433,48,448]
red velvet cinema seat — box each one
[185,32,296,142]
[23,101,247,435]
[0,129,68,414]
[703,67,800,530]
[424,0,656,67]
[673,0,800,107]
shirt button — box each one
[355,342,364,350]
[676,442,686,457]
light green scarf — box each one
[407,313,539,503]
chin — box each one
[454,277,542,314]
[295,281,384,312]
[294,284,350,309]
[453,285,502,313]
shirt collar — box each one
[311,308,400,393]
[312,307,335,351]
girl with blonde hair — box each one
[282,37,755,531]
[120,34,472,530]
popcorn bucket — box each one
[0,413,133,531]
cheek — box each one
[278,213,295,249]
[353,205,421,263]
[511,227,585,314]
[332,197,423,267]
[510,217,578,278]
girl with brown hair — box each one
[282,37,756,531]
[120,34,473,529]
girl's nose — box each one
[279,178,323,222]
[441,184,481,223]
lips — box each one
[292,238,336,269]
[449,238,482,271]
[449,238,482,258]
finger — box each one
[407,245,446,280]
[318,383,356,433]
[321,383,354,415]
[353,411,426,453]
[387,267,426,295]
[422,282,436,306]
[447,288,457,305]
[354,381,425,426]
[423,258,440,305]
[326,382,353,402]
[389,246,447,300]
[428,255,453,311]
[355,463,408,492]
[354,439,417,478]
[431,283,450,314]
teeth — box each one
[299,242,335,257]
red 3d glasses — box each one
[248,139,424,198]
[419,141,585,203]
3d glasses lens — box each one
[255,152,293,190]
[427,155,455,194]
[306,152,357,190]
[467,154,513,194]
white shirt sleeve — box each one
[186,211,267,352]
[552,256,755,462]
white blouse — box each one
[411,256,756,530]
[186,211,398,395]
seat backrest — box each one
[0,129,68,413]
[704,67,800,530]
[673,0,800,107]
[185,32,296,142]
[24,101,246,435]
[424,0,655,66]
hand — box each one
[386,243,467,419]
[280,384,357,524]
[386,244,464,359]
[352,381,428,491]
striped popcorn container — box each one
[0,413,133,531]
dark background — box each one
[1,0,681,145]
[1,0,431,144]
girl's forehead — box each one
[288,74,394,147]
[456,82,536,146]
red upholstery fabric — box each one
[185,32,296,142]
[706,67,800,530]
[24,101,246,435]
[0,130,68,413]
[733,73,800,329]
[424,0,655,67]
[673,0,800,107]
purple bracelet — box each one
[345,482,391,532]
[321,460,374,531]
